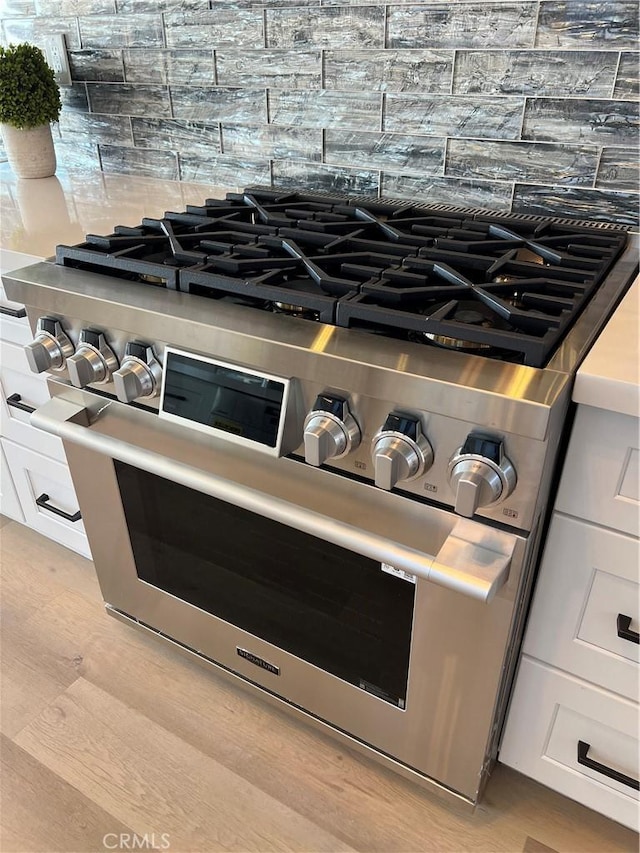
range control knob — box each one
[113,342,162,403]
[303,393,361,467]
[448,433,516,518]
[24,317,74,374]
[371,413,433,491]
[66,329,119,388]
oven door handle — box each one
[32,397,516,603]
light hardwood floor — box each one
[1,517,637,853]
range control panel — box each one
[24,314,547,531]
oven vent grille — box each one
[245,186,631,234]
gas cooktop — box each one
[55,187,629,368]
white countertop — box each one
[1,164,638,418]
[0,163,229,264]
[573,275,640,419]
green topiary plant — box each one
[0,42,61,129]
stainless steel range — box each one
[3,187,637,808]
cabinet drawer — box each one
[0,302,32,346]
[556,406,639,537]
[0,341,66,462]
[2,438,91,559]
[0,251,42,345]
[524,514,639,700]
[500,657,639,831]
[0,442,24,523]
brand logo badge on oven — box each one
[237,647,280,675]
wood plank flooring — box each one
[1,519,637,853]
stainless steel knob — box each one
[448,434,516,518]
[371,413,433,491]
[24,318,74,374]
[303,394,360,467]
[113,343,162,403]
[66,330,118,388]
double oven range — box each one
[4,187,637,807]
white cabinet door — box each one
[0,442,24,522]
[2,438,91,559]
[523,514,639,700]
[555,406,640,538]
[500,657,639,831]
[0,340,66,461]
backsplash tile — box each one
[222,124,321,161]
[272,161,380,194]
[179,153,270,186]
[87,82,171,116]
[446,139,599,187]
[79,14,164,49]
[59,111,133,146]
[116,0,209,10]
[381,174,513,210]
[535,1,639,49]
[0,1,36,17]
[266,7,385,49]
[512,184,639,226]
[325,129,444,175]
[615,53,640,99]
[387,4,538,49]
[384,95,524,139]
[216,49,321,89]
[453,50,619,97]
[35,0,114,13]
[170,86,266,124]
[123,48,215,85]
[164,9,263,49]
[99,144,179,179]
[131,117,220,157]
[60,81,89,111]
[269,90,381,130]
[69,48,124,82]
[55,139,101,171]
[523,98,639,145]
[2,15,81,49]
[324,49,452,93]
[596,147,640,191]
[6,0,637,224]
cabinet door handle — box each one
[577,741,639,791]
[617,614,639,644]
[0,304,27,318]
[35,493,82,522]
[6,393,36,414]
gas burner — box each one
[271,301,319,320]
[419,301,509,351]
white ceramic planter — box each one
[1,123,56,179]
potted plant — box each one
[0,42,61,179]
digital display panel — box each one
[160,350,287,449]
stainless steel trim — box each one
[31,395,515,602]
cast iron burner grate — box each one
[55,186,629,368]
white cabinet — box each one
[0,252,91,559]
[500,405,640,831]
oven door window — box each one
[115,461,414,708]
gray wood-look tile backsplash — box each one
[2,0,638,223]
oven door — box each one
[33,388,528,802]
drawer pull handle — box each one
[35,493,82,523]
[577,740,639,790]
[6,393,36,414]
[0,304,27,318]
[617,613,639,644]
